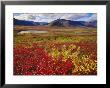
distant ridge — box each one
[48,19,85,27]
[48,19,97,28]
[14,18,48,26]
[14,18,97,28]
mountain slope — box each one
[48,19,97,27]
[14,18,97,27]
[14,18,48,26]
[48,19,85,27]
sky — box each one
[14,13,97,23]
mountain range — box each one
[14,18,48,26]
[14,18,97,28]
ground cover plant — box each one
[14,26,97,75]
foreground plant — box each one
[14,42,97,75]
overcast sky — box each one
[14,13,97,23]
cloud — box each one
[14,14,30,21]
[87,14,97,21]
[61,13,88,20]
[13,13,96,22]
[35,13,88,22]
[75,13,97,22]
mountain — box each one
[14,18,97,28]
[48,19,97,28]
[48,19,86,27]
[14,18,48,26]
[85,20,97,27]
